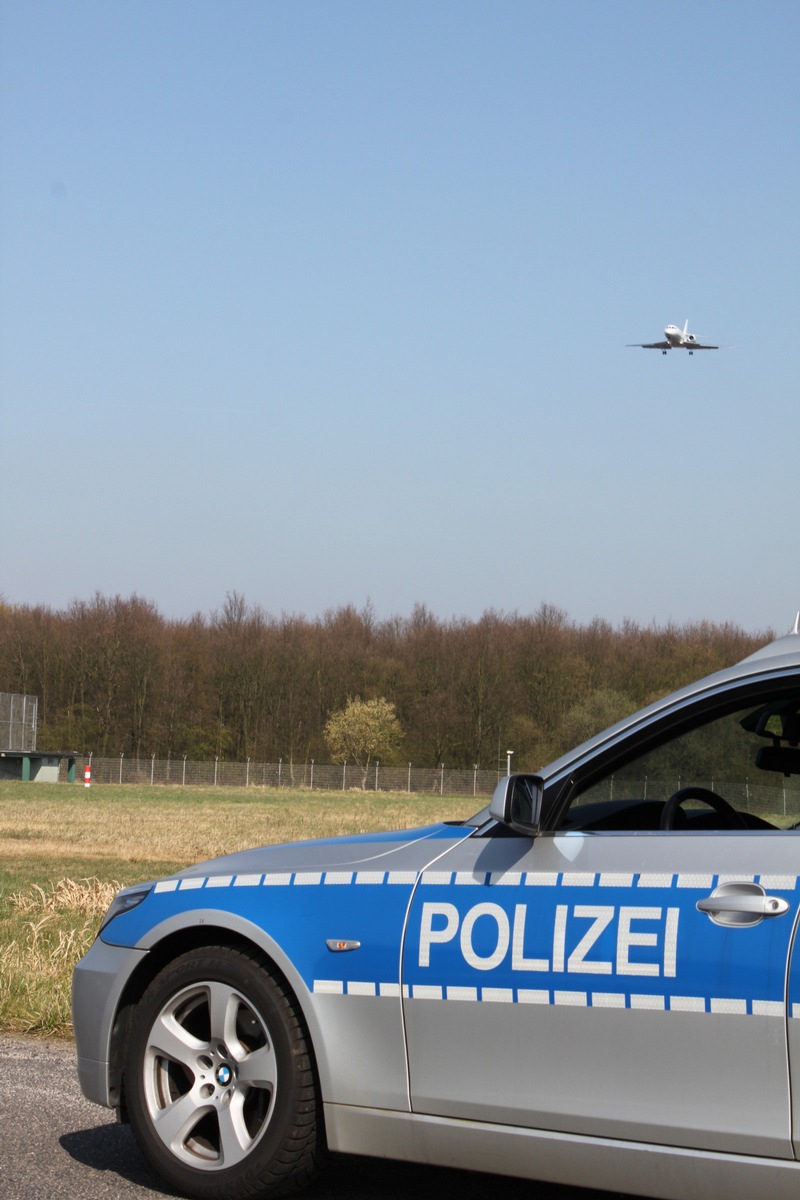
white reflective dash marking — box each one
[716,874,754,885]
[793,1004,800,1020]
[664,907,679,978]
[710,998,747,1015]
[554,990,588,1007]
[599,873,633,888]
[294,872,322,886]
[760,875,797,890]
[387,871,418,885]
[262,873,292,886]
[313,980,344,994]
[489,872,523,886]
[454,871,484,886]
[631,994,665,1010]
[670,996,706,1013]
[752,1000,785,1017]
[637,874,674,888]
[481,988,514,1003]
[677,874,714,889]
[324,872,354,885]
[421,872,452,885]
[206,875,233,888]
[347,981,376,997]
[356,871,385,885]
[154,880,179,893]
[379,982,402,997]
[446,986,478,1001]
[591,993,626,1008]
[234,874,262,887]
[178,878,204,890]
[561,873,595,888]
[413,985,443,1000]
[517,989,550,1004]
[524,873,559,887]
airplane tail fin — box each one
[683,319,689,337]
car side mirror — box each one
[489,774,543,834]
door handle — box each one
[697,882,789,927]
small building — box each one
[0,692,76,782]
[0,749,77,782]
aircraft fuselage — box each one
[627,322,720,355]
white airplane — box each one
[627,320,720,355]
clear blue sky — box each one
[1,0,798,634]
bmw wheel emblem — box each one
[216,1063,232,1087]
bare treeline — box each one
[0,592,769,770]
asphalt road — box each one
[0,1034,636,1200]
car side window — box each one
[559,689,800,832]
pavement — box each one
[0,1033,629,1200]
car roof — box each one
[737,619,800,664]
[537,620,800,786]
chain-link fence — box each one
[67,755,503,797]
[0,692,38,752]
[58,754,800,821]
[572,775,800,823]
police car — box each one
[73,619,800,1200]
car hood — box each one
[171,821,474,882]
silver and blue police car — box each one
[73,619,800,1200]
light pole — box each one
[506,749,514,775]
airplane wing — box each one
[626,342,671,350]
[686,342,719,350]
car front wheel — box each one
[125,945,322,1199]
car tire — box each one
[125,944,323,1200]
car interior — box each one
[559,693,800,833]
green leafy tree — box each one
[324,696,403,787]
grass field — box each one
[0,780,476,1038]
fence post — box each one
[68,756,518,799]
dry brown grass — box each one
[0,781,476,1037]
[0,783,470,865]
[10,876,122,916]
[0,879,120,1036]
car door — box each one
[401,679,800,1159]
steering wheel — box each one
[659,786,747,831]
